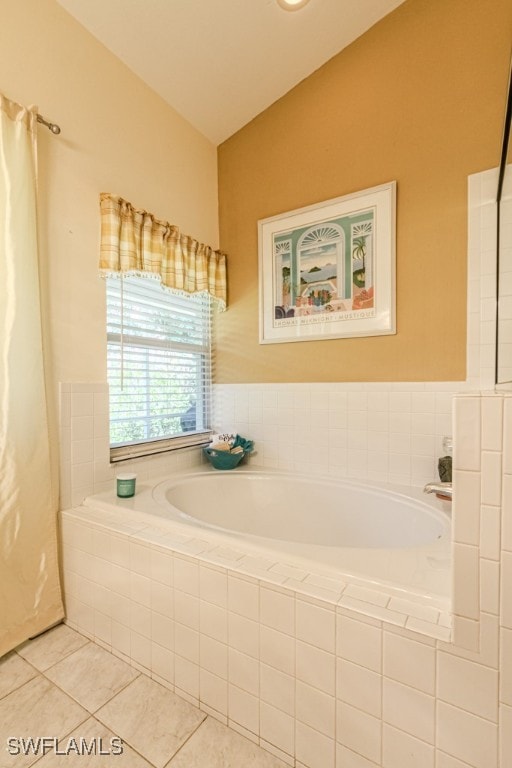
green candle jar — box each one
[116,473,137,498]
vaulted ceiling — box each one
[57,0,406,144]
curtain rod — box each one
[36,113,61,135]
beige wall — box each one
[217,0,512,383]
[0,0,218,396]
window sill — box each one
[110,430,212,463]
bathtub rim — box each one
[83,466,451,567]
[150,467,450,549]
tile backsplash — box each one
[213,381,458,487]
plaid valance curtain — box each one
[99,193,227,309]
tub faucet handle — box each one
[423,481,452,500]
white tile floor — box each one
[0,624,286,767]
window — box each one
[106,276,212,461]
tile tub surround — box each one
[60,392,512,768]
[62,479,452,639]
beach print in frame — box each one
[258,182,396,344]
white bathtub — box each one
[84,468,451,602]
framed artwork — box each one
[258,181,396,344]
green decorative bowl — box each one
[203,447,245,470]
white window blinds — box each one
[106,276,212,460]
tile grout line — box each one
[161,713,209,767]
[0,656,42,702]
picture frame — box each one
[258,181,396,344]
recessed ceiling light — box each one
[276,0,311,11]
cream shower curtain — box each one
[0,94,63,657]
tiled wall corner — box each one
[441,391,512,768]
[499,393,512,767]
[452,395,481,650]
[451,393,506,653]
